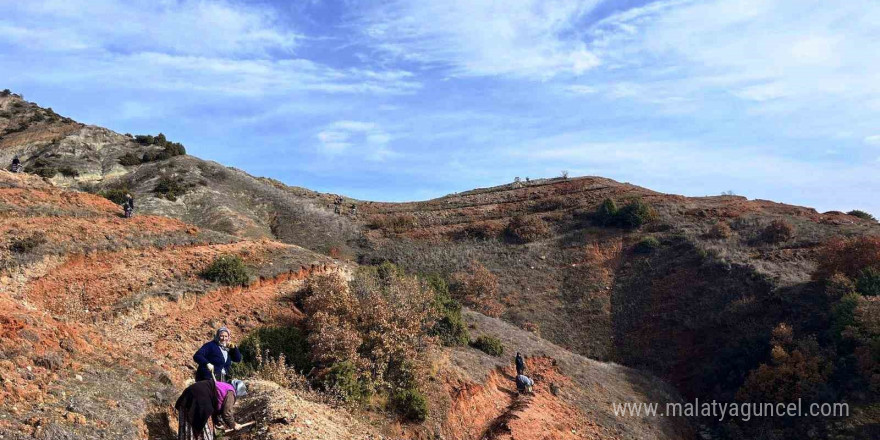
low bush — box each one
[303,267,436,402]
[848,210,877,222]
[154,175,189,201]
[368,214,419,233]
[594,198,618,226]
[760,219,794,244]
[238,326,312,373]
[454,222,501,241]
[33,167,57,178]
[58,166,79,177]
[707,221,732,239]
[593,198,655,229]
[813,236,880,280]
[201,255,250,287]
[470,335,504,356]
[99,188,130,205]
[634,236,660,254]
[118,152,141,166]
[9,232,46,254]
[856,267,880,297]
[504,215,550,243]
[451,260,503,318]
[617,200,656,229]
[323,360,371,403]
[427,275,469,346]
[390,387,428,422]
[30,158,59,178]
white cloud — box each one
[316,121,397,161]
[360,0,602,78]
[2,0,299,56]
[0,1,420,97]
[865,135,880,147]
[567,85,597,95]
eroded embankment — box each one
[444,357,611,440]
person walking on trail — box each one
[515,352,525,376]
[10,156,21,173]
[515,374,534,394]
[194,327,242,382]
[175,375,247,439]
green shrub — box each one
[324,360,371,402]
[58,166,79,177]
[470,335,504,356]
[427,275,469,346]
[154,175,188,201]
[617,200,655,229]
[118,152,141,166]
[594,198,618,226]
[848,210,877,222]
[201,255,250,287]
[593,198,655,229]
[831,293,860,340]
[390,387,428,422]
[1,89,10,97]
[856,267,880,296]
[9,233,46,254]
[135,133,186,162]
[239,326,312,373]
[30,158,59,178]
[635,236,660,254]
[99,188,130,205]
[33,167,57,178]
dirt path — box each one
[446,357,616,440]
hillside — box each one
[0,96,693,439]
[3,91,879,438]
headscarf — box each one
[231,379,248,397]
[214,326,230,343]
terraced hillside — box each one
[0,170,693,439]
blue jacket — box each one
[193,340,242,381]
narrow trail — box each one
[447,357,609,440]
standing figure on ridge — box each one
[10,155,22,173]
[193,326,242,382]
[122,193,134,218]
[515,351,525,376]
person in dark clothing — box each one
[122,193,134,218]
[515,352,525,376]
[10,156,21,173]
[175,377,246,439]
[194,326,242,382]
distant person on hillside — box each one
[515,352,525,376]
[122,193,134,218]
[194,326,242,382]
[515,374,534,394]
[175,377,247,439]
[10,155,21,173]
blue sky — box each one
[1,0,878,215]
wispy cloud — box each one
[360,0,602,78]
[316,121,396,161]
